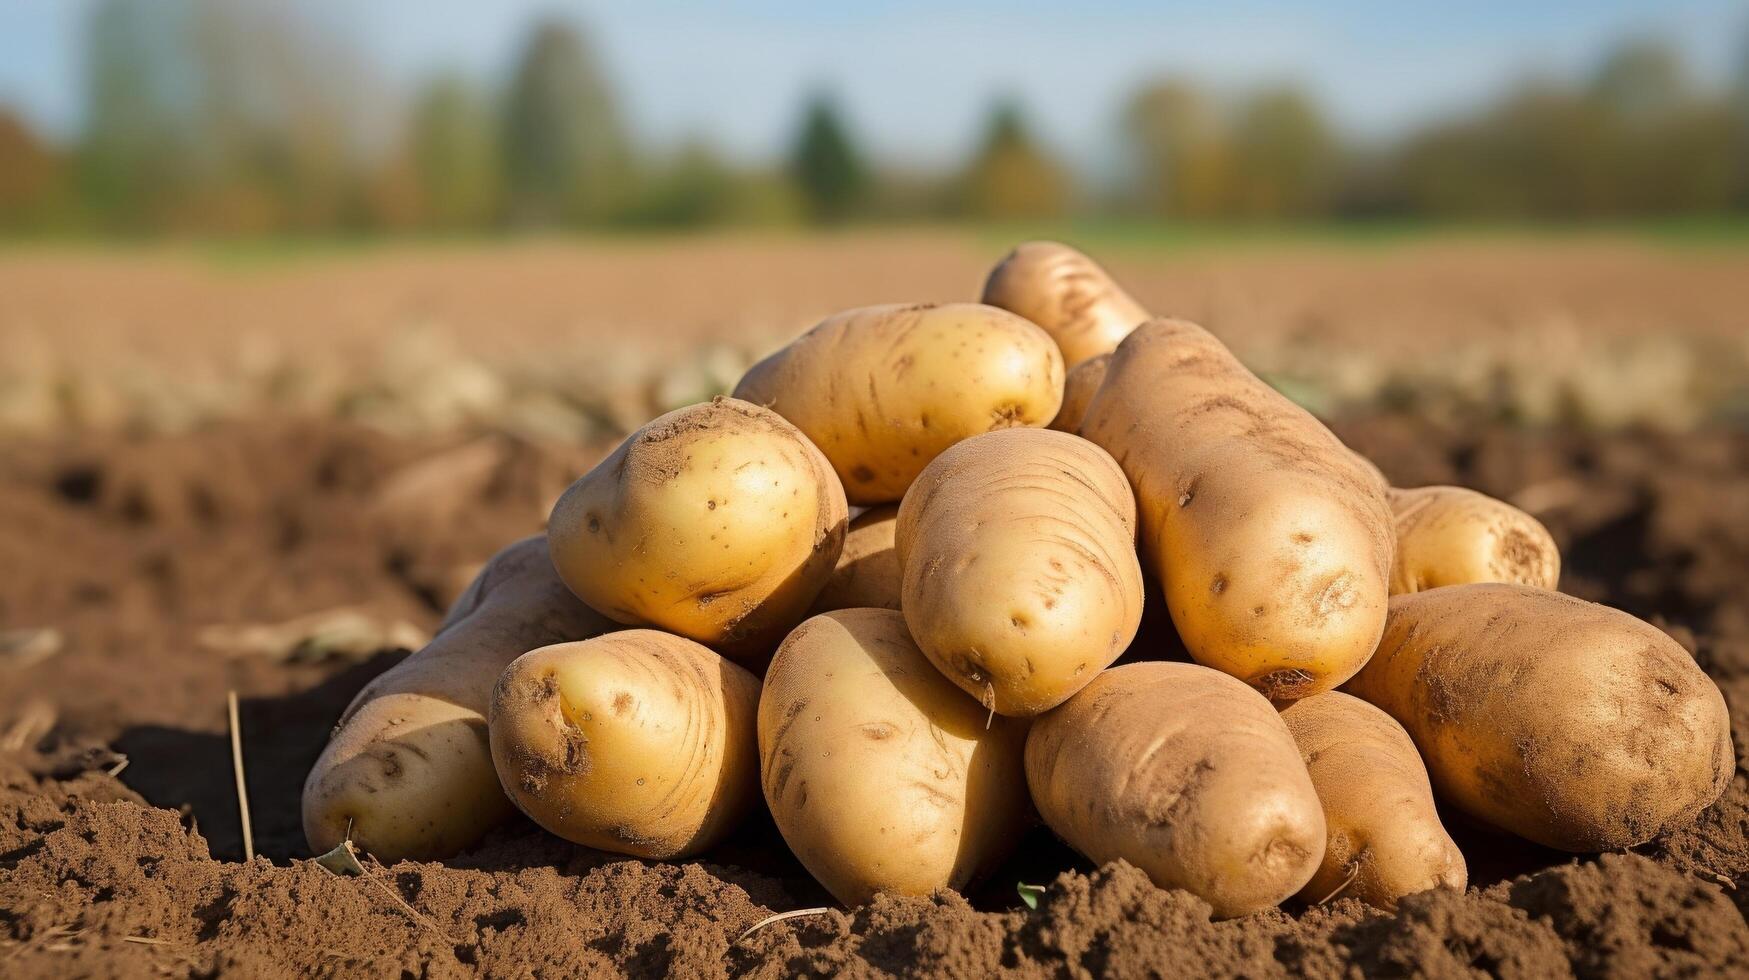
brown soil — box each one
[4,236,1748,436]
[6,237,1747,360]
[3,415,1749,977]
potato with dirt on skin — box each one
[897,427,1143,716]
[982,241,1151,368]
[548,397,847,666]
[758,608,1031,906]
[1079,318,1393,701]
[489,630,760,859]
[1346,584,1733,852]
[733,303,1064,505]
[1050,352,1109,433]
[302,536,616,863]
[809,505,902,613]
[1387,485,1559,594]
[1280,692,1467,910]
[1026,661,1326,918]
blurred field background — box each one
[2,1,1748,438]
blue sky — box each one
[1,1,1743,168]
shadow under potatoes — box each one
[115,651,407,862]
[106,645,829,898]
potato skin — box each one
[1079,318,1393,700]
[897,428,1143,716]
[733,303,1064,505]
[1026,662,1326,918]
[1346,584,1733,851]
[758,608,1031,906]
[981,241,1150,368]
[302,536,616,862]
[1279,692,1466,909]
[548,397,847,664]
[809,505,901,613]
[1050,352,1109,433]
[488,630,760,859]
[1388,485,1559,594]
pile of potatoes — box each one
[303,242,1733,917]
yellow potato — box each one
[896,428,1143,716]
[1346,584,1733,851]
[1079,318,1392,700]
[1026,662,1326,918]
[1280,692,1466,910]
[302,536,615,862]
[981,241,1150,368]
[733,303,1064,504]
[489,630,760,859]
[548,397,847,664]
[809,505,901,613]
[1388,485,1560,594]
[758,608,1031,905]
[1050,352,1109,433]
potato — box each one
[1346,584,1733,851]
[1026,662,1326,918]
[809,505,901,612]
[896,428,1143,716]
[1050,352,1109,433]
[1079,318,1392,700]
[732,303,1064,505]
[1388,485,1560,594]
[548,397,847,663]
[488,630,760,859]
[302,536,615,862]
[1279,692,1466,909]
[981,241,1150,368]
[758,608,1031,906]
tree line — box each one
[2,1,1747,235]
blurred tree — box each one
[79,0,196,230]
[501,20,631,227]
[1396,40,1737,220]
[1735,28,1749,208]
[79,0,381,234]
[1588,39,1737,215]
[1397,81,1611,218]
[621,139,736,227]
[1590,39,1687,121]
[410,74,502,229]
[1226,85,1340,218]
[1632,99,1741,215]
[192,0,376,233]
[0,111,65,230]
[956,98,1069,219]
[788,92,868,223]
[33,12,1749,237]
[1121,79,1229,218]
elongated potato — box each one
[548,397,847,663]
[1280,692,1466,909]
[897,428,1143,716]
[1026,662,1326,918]
[758,608,1031,906]
[303,536,615,862]
[981,241,1150,368]
[1388,485,1559,594]
[733,303,1063,504]
[809,505,901,613]
[1346,585,1733,851]
[1079,319,1392,700]
[1050,352,1109,433]
[489,630,760,859]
